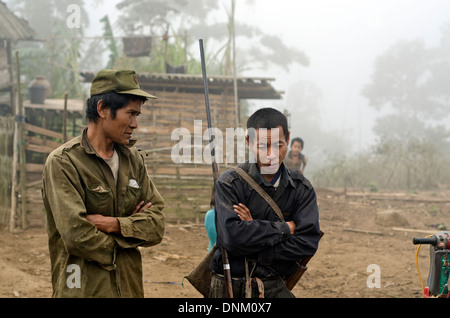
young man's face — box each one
[291,141,303,156]
[247,126,290,175]
[101,99,142,145]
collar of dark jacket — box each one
[247,161,296,189]
[80,127,136,156]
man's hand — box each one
[131,201,153,215]
[86,201,153,234]
[86,214,121,234]
[233,203,253,221]
[233,203,296,234]
[286,221,296,234]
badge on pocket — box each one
[128,179,140,189]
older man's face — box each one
[100,99,142,145]
[247,126,289,175]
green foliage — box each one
[109,32,229,76]
[368,182,378,193]
[10,0,86,100]
[10,0,308,106]
[428,205,440,217]
[100,16,118,69]
[114,0,309,75]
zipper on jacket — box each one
[112,245,122,297]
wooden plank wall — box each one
[133,90,241,222]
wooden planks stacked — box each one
[133,90,239,221]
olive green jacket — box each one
[42,129,165,298]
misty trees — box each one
[114,0,309,75]
[362,38,450,148]
[6,0,88,99]
[363,35,450,189]
[7,0,88,39]
[313,30,450,191]
[362,35,450,189]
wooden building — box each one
[138,73,281,177]
[0,1,35,114]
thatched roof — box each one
[0,1,35,41]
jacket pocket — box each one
[85,185,113,216]
[123,185,142,215]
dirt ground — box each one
[1,187,449,298]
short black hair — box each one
[86,91,147,123]
[291,137,304,148]
[246,108,289,143]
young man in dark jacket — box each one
[209,108,321,298]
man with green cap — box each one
[42,69,165,297]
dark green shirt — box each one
[42,128,165,297]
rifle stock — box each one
[286,231,324,290]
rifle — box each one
[199,39,234,298]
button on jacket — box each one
[42,128,165,297]
[210,161,320,278]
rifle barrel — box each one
[199,39,219,181]
[199,39,233,298]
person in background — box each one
[284,137,307,174]
[204,185,217,252]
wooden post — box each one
[176,166,181,224]
[8,47,20,232]
[6,40,16,232]
[152,135,157,175]
[231,0,240,126]
[63,93,68,142]
[9,95,18,232]
[163,23,170,73]
[183,30,188,67]
[16,51,27,229]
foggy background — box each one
[84,0,450,169]
[6,0,450,190]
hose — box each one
[415,235,432,298]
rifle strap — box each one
[232,167,285,222]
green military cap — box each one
[90,69,157,99]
